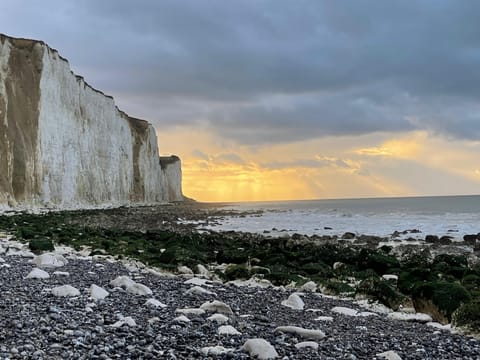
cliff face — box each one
[0,34,183,209]
[160,156,183,202]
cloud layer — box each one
[3,1,480,145]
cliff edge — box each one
[0,34,183,209]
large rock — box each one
[281,293,305,310]
[412,281,471,323]
[242,339,278,359]
[25,268,50,279]
[32,253,67,268]
[0,33,182,209]
[126,283,153,296]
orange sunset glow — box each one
[159,129,480,202]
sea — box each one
[206,195,480,241]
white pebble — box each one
[148,317,160,324]
[175,308,206,316]
[25,268,50,279]
[200,300,233,315]
[300,281,317,292]
[242,339,278,359]
[377,350,403,360]
[314,316,334,322]
[195,264,210,277]
[295,341,319,350]
[218,325,241,336]
[387,312,432,323]
[173,315,191,323]
[177,266,194,275]
[331,306,358,317]
[89,284,109,300]
[126,283,153,296]
[200,346,234,356]
[145,299,167,308]
[51,285,80,297]
[32,253,67,268]
[281,293,305,310]
[110,275,135,289]
[184,286,216,296]
[184,277,212,287]
[207,313,229,324]
[274,326,325,340]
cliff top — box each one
[0,33,150,127]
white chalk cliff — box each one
[0,34,183,209]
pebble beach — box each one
[1,231,480,359]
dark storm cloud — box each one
[2,0,480,143]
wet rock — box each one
[464,234,480,245]
[425,235,439,243]
[412,281,471,323]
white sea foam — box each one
[205,196,480,241]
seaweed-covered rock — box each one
[452,301,480,338]
[425,235,439,243]
[464,234,480,245]
[356,277,409,310]
[412,281,471,324]
[397,267,435,294]
[432,254,468,279]
[300,261,332,276]
[224,264,251,280]
[28,238,55,253]
[364,253,400,275]
[320,279,355,296]
[400,249,432,269]
[462,274,480,298]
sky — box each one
[2,0,480,201]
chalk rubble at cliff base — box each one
[0,237,479,359]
